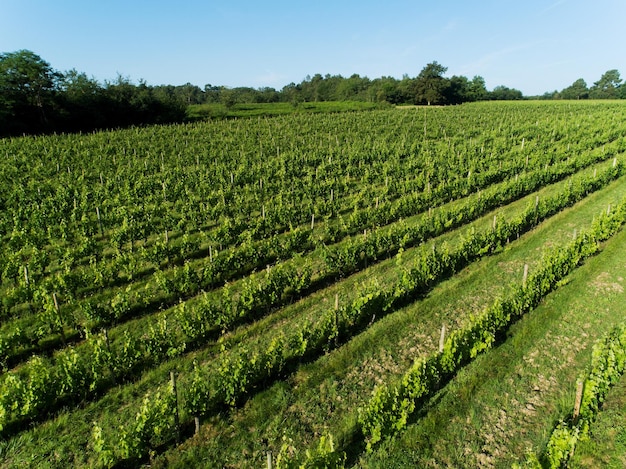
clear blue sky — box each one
[2,0,624,96]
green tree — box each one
[220,88,236,109]
[174,83,204,104]
[445,75,470,104]
[589,69,622,99]
[414,61,449,105]
[369,76,402,104]
[489,85,523,100]
[467,76,488,101]
[561,78,589,99]
[58,69,106,130]
[0,49,61,133]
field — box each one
[1,101,626,468]
[186,101,384,121]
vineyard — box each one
[1,100,626,468]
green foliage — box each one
[537,322,626,467]
[1,102,625,466]
[92,382,178,467]
[2,152,621,437]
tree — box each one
[489,85,523,100]
[467,76,488,102]
[414,62,449,105]
[369,76,402,104]
[174,83,204,104]
[0,49,61,133]
[589,69,622,99]
[220,88,236,109]
[560,78,588,100]
[57,69,106,130]
[445,75,470,104]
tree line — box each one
[185,62,522,107]
[0,50,187,137]
[539,70,626,100]
[1,49,623,137]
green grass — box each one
[186,101,385,120]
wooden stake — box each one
[613,157,617,168]
[607,204,612,216]
[267,451,273,469]
[334,293,339,310]
[523,264,529,287]
[311,213,315,230]
[52,293,66,345]
[439,324,446,353]
[23,265,29,286]
[493,214,497,230]
[96,206,103,235]
[104,328,111,354]
[194,416,200,435]
[171,371,180,443]
[573,380,584,422]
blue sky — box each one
[1,0,624,96]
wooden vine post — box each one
[573,380,584,423]
[439,324,447,353]
[96,206,103,236]
[53,292,66,345]
[171,371,180,443]
[523,264,529,288]
[334,293,339,347]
